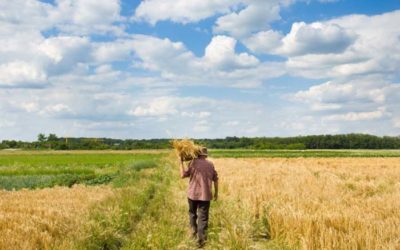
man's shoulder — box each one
[205,159,215,167]
[194,158,213,165]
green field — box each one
[0,151,164,190]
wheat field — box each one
[0,185,113,250]
[1,154,400,249]
[212,158,400,249]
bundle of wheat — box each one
[171,139,202,161]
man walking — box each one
[180,147,219,247]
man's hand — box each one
[213,180,218,201]
[180,158,189,178]
[213,193,218,201]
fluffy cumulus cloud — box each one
[0,0,123,88]
[54,0,124,35]
[129,34,283,88]
[246,11,400,80]
[134,0,296,39]
[0,62,47,88]
[204,36,259,69]
[243,30,284,55]
[282,11,400,134]
[245,21,356,56]
[291,76,400,130]
[134,0,241,25]
[0,0,123,35]
[129,97,178,117]
[213,0,285,38]
[279,22,356,56]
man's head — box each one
[198,147,208,159]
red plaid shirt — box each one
[183,158,218,201]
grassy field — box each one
[0,151,164,190]
[0,150,399,249]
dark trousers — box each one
[188,199,210,243]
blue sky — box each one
[1,0,400,140]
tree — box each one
[47,134,58,142]
[37,133,47,143]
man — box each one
[180,147,219,247]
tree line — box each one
[1,133,400,150]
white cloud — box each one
[130,34,283,88]
[54,0,124,35]
[310,103,342,111]
[0,34,94,88]
[39,36,90,63]
[213,0,283,38]
[93,39,135,63]
[0,61,47,87]
[181,111,211,118]
[40,103,74,117]
[291,76,400,130]
[279,22,356,56]
[0,0,124,36]
[134,0,297,39]
[323,109,387,122]
[285,11,400,79]
[204,36,259,70]
[131,35,197,75]
[293,77,389,105]
[246,21,356,56]
[242,10,400,85]
[0,0,54,31]
[129,97,178,117]
[0,0,125,89]
[243,30,283,54]
[39,36,92,74]
[134,0,241,25]
[20,102,40,113]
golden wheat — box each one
[0,185,113,250]
[213,157,400,250]
[171,139,202,161]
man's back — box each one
[184,158,218,201]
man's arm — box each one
[213,180,218,201]
[180,159,190,178]
[212,165,219,201]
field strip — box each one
[0,150,169,155]
[120,157,198,249]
